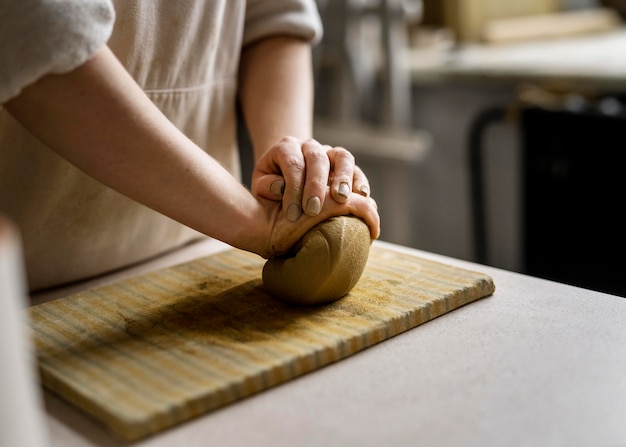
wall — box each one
[311,74,523,271]
[408,82,522,271]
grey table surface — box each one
[31,238,626,447]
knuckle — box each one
[284,155,305,171]
[305,149,329,165]
[338,149,355,163]
[279,135,298,144]
[273,146,305,171]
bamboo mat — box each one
[28,245,495,442]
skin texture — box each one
[4,40,380,265]
[239,37,372,211]
[262,215,371,305]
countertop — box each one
[30,238,626,447]
[409,28,626,90]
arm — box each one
[238,36,314,156]
[5,46,266,253]
[238,36,373,220]
[5,45,379,257]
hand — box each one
[252,184,380,259]
[252,136,372,221]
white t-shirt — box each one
[0,0,322,290]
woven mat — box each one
[28,245,494,441]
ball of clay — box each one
[262,215,371,305]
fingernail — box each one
[270,180,285,197]
[359,184,370,197]
[338,182,350,198]
[287,203,302,222]
[306,196,321,215]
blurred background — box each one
[245,0,626,297]
[313,0,626,297]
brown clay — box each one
[262,215,371,305]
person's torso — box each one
[0,0,245,290]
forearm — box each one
[237,36,374,221]
[238,36,314,160]
[5,46,266,254]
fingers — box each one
[253,136,306,222]
[278,140,306,223]
[327,146,354,203]
[253,173,285,201]
[254,137,334,221]
[297,187,380,243]
[306,191,380,243]
[266,189,380,258]
[326,148,371,201]
[301,139,331,217]
[352,165,370,198]
[344,193,380,240]
[252,136,377,228]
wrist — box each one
[220,195,273,259]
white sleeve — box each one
[243,0,323,47]
[0,0,115,103]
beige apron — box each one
[0,0,321,290]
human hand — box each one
[251,137,372,222]
[251,184,379,259]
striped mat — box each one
[28,245,495,441]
